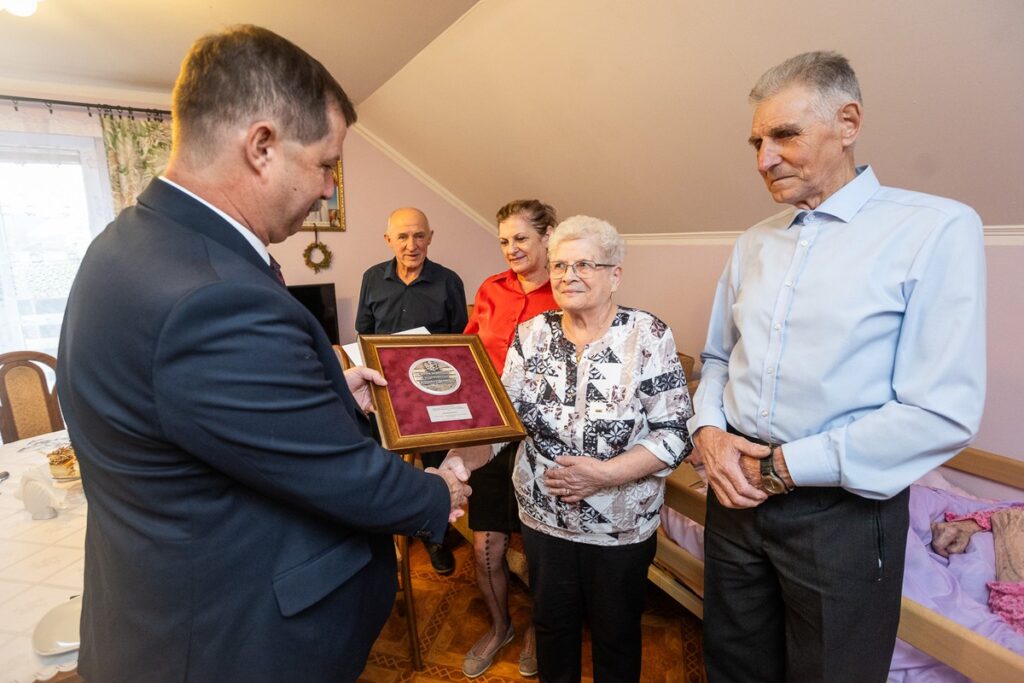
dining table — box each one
[0,430,85,683]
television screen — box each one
[286,283,340,345]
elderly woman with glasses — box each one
[501,215,693,682]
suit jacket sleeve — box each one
[152,279,450,539]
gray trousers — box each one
[702,485,910,683]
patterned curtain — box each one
[100,114,172,214]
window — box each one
[0,130,114,358]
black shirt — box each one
[355,258,468,335]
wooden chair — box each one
[0,351,64,443]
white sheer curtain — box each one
[0,102,115,358]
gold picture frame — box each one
[300,159,346,231]
[358,334,526,453]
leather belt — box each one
[726,423,775,447]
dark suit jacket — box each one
[56,179,450,682]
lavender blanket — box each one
[658,481,1024,682]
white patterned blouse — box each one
[502,307,693,546]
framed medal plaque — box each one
[357,334,526,453]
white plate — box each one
[32,595,82,656]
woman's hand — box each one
[545,455,610,503]
[546,446,670,503]
[444,445,494,473]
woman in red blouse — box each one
[461,199,558,678]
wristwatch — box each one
[759,445,790,495]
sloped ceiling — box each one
[357,0,1024,233]
[2,0,1021,234]
[0,0,478,103]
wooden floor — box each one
[41,536,706,683]
[360,535,707,683]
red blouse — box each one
[464,269,558,372]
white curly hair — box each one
[548,215,625,266]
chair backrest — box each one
[0,351,64,443]
[677,352,696,380]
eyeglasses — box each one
[549,260,616,278]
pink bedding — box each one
[657,473,1024,682]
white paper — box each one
[343,327,430,367]
[426,403,473,423]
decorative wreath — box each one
[302,240,333,273]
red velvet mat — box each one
[378,346,503,435]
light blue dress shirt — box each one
[689,166,986,499]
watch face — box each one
[762,475,787,495]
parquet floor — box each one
[359,536,706,683]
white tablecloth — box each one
[0,431,85,683]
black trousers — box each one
[702,485,910,683]
[521,525,657,683]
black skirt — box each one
[467,441,521,533]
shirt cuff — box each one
[635,438,678,478]
[686,410,726,437]
[781,433,841,487]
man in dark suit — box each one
[56,25,470,682]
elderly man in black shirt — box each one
[356,206,468,573]
[356,207,468,336]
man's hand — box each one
[545,455,610,503]
[427,455,472,522]
[738,454,762,490]
[693,426,770,508]
[344,367,386,413]
[737,446,794,492]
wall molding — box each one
[983,225,1024,246]
[623,231,743,246]
[624,225,1024,247]
[352,123,497,236]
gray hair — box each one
[749,51,862,120]
[548,215,625,266]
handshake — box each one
[425,455,472,523]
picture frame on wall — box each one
[300,159,346,231]
[357,334,526,453]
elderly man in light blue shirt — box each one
[689,51,986,683]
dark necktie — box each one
[269,255,286,286]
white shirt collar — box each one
[157,176,270,265]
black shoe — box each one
[424,541,455,575]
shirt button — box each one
[785,281,792,287]
[774,323,781,330]
[800,240,809,247]
[805,214,816,222]
[767,367,774,374]
[761,410,769,417]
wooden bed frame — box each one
[650,447,1024,682]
